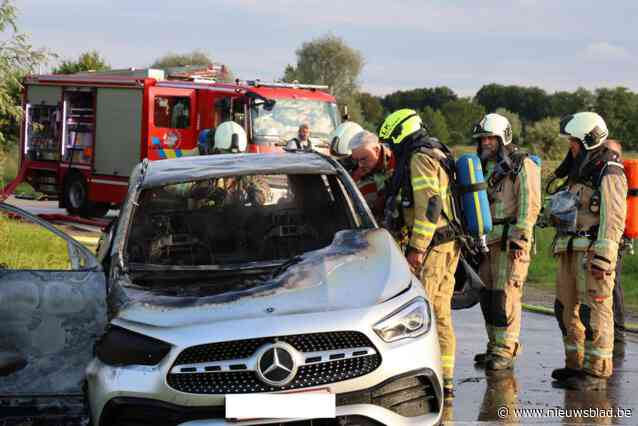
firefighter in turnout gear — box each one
[548,112,627,391]
[349,130,396,223]
[379,109,461,399]
[472,113,542,371]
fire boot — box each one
[564,373,607,391]
[551,367,581,382]
[474,352,492,365]
[486,354,514,371]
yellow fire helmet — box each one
[378,109,423,145]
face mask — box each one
[549,189,580,234]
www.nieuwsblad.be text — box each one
[498,406,633,419]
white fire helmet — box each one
[329,121,364,156]
[472,113,513,146]
[214,121,248,153]
[559,112,609,151]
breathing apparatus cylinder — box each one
[455,154,493,238]
[625,159,638,238]
[529,154,542,168]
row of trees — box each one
[369,85,638,157]
[283,35,638,157]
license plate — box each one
[225,388,335,421]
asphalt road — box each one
[4,195,118,218]
[447,305,638,425]
[4,196,638,425]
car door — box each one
[0,202,107,417]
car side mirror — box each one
[264,99,276,111]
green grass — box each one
[0,143,40,198]
[0,213,71,269]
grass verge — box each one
[1,143,41,198]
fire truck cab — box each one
[10,69,339,217]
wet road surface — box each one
[447,305,638,425]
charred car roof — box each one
[140,152,339,188]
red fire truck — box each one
[3,69,339,217]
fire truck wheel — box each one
[64,174,111,218]
[64,173,89,216]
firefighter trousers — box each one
[419,242,460,384]
[478,242,531,359]
[555,251,615,378]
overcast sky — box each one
[18,0,638,97]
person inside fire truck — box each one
[286,123,313,151]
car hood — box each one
[109,229,412,328]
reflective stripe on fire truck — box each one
[151,136,199,159]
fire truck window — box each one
[154,96,191,129]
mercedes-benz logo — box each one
[256,342,298,387]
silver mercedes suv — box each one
[0,152,444,425]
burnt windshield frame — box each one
[122,171,372,269]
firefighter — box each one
[286,123,313,151]
[548,112,627,390]
[349,130,395,222]
[472,113,542,371]
[379,109,460,399]
[605,139,628,346]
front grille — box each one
[172,331,373,365]
[167,331,381,395]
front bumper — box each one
[88,293,442,426]
[98,370,440,426]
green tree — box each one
[382,86,457,113]
[548,88,595,118]
[441,98,485,144]
[283,34,364,119]
[526,117,563,160]
[151,50,233,82]
[151,50,213,68]
[475,83,550,122]
[593,87,638,150]
[0,0,49,148]
[53,50,110,74]
[357,92,384,129]
[421,106,449,145]
[495,108,522,145]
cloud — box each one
[581,42,633,62]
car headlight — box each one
[96,326,171,366]
[373,298,431,343]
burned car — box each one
[0,152,444,425]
